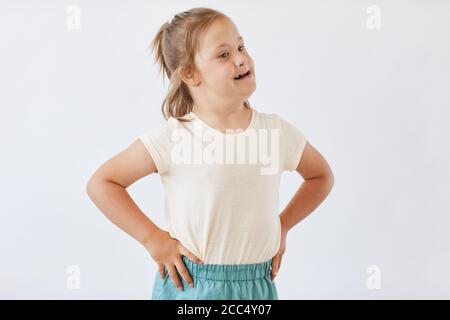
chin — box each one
[246,83,256,96]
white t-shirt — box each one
[138,107,307,264]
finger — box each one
[157,262,165,280]
[175,257,194,289]
[271,255,280,280]
[271,254,276,271]
[178,245,203,264]
[278,254,284,271]
[166,264,183,290]
[271,253,279,272]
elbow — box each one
[326,170,335,189]
[85,178,95,199]
[86,175,102,199]
[326,172,335,194]
[317,171,334,191]
[329,172,335,187]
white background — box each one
[1,0,449,299]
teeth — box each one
[235,71,249,79]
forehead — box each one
[198,17,240,55]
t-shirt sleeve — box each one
[138,122,173,175]
[276,114,308,172]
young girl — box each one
[86,7,334,300]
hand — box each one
[271,221,288,281]
[145,228,203,291]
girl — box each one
[86,7,334,300]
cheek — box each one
[214,66,234,83]
[247,55,255,68]
[202,62,236,86]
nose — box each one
[235,51,247,67]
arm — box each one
[86,138,201,290]
[272,141,334,280]
[85,138,160,250]
[279,141,335,232]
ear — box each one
[179,65,201,86]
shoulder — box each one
[253,109,289,129]
[255,110,307,143]
[139,113,195,139]
[252,108,282,127]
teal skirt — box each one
[151,255,279,300]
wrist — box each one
[142,225,163,252]
[279,215,290,235]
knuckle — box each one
[182,272,192,282]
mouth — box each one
[234,70,252,80]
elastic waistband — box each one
[181,256,273,281]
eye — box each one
[218,45,246,59]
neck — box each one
[192,100,248,119]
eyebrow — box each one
[213,36,243,51]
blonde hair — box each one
[150,7,251,122]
